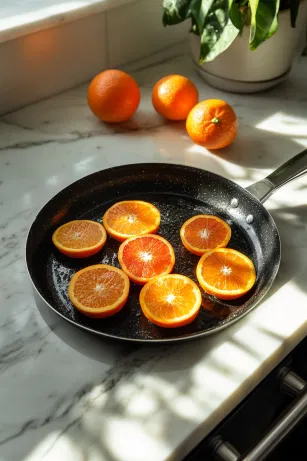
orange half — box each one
[196,248,256,300]
[180,215,231,256]
[103,200,160,242]
[140,274,202,328]
[118,234,175,284]
[68,264,130,318]
[52,220,107,258]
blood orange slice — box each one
[118,234,175,284]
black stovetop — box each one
[185,336,307,460]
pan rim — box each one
[25,162,281,343]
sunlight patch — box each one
[256,112,307,136]
[23,431,84,461]
[102,417,169,461]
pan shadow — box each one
[34,290,139,365]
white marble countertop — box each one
[1,48,307,461]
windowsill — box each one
[0,0,135,44]
[0,0,188,115]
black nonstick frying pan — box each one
[26,150,307,343]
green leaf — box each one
[189,0,215,34]
[228,0,244,32]
[290,0,300,27]
[162,0,191,26]
[189,0,203,34]
[190,15,199,34]
[199,2,239,63]
[267,15,278,39]
[249,0,279,50]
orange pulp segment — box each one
[180,214,231,255]
[103,200,160,242]
[139,274,202,328]
[118,234,175,284]
[196,248,256,300]
[68,264,130,318]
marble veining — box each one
[1,50,307,461]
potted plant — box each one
[162,0,307,92]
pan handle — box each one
[246,149,307,203]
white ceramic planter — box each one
[190,1,307,93]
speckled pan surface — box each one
[26,163,280,343]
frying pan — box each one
[26,149,307,343]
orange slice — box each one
[103,200,160,242]
[52,220,107,258]
[180,215,231,256]
[118,234,175,285]
[68,264,130,318]
[196,248,256,300]
[139,274,202,328]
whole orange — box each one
[152,75,198,121]
[186,99,238,149]
[87,69,140,123]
